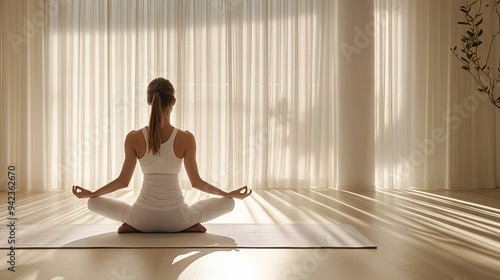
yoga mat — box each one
[0,224,376,249]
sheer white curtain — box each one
[376,0,500,189]
[3,0,498,192]
[0,0,336,191]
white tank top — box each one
[135,126,185,210]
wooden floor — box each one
[0,188,499,280]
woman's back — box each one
[138,126,183,174]
[136,126,185,210]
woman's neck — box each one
[162,112,172,129]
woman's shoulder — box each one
[175,129,196,145]
[128,128,145,137]
[125,128,146,143]
[176,129,194,138]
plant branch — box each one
[451,0,500,109]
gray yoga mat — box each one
[1,223,376,249]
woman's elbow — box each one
[117,177,131,189]
[192,179,206,191]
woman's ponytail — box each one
[146,77,176,156]
[148,92,163,155]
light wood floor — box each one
[0,188,499,280]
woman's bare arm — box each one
[73,131,138,198]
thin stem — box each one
[452,0,500,108]
[485,3,500,66]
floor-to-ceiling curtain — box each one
[0,0,337,191]
[375,0,500,189]
[2,0,499,192]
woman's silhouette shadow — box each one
[10,231,237,280]
[61,230,238,249]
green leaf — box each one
[463,66,470,70]
[457,21,470,25]
[460,7,471,13]
[478,29,484,36]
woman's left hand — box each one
[72,185,94,199]
[226,186,252,200]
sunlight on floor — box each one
[0,189,499,279]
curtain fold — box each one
[0,0,337,191]
[375,0,500,189]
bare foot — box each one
[118,223,142,234]
[181,223,207,233]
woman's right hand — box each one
[226,186,252,199]
[72,185,95,199]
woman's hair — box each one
[146,78,176,155]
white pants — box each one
[87,196,235,232]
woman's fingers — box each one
[72,186,79,197]
[73,185,81,194]
[72,185,87,198]
[234,186,252,199]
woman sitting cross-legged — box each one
[72,77,252,233]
